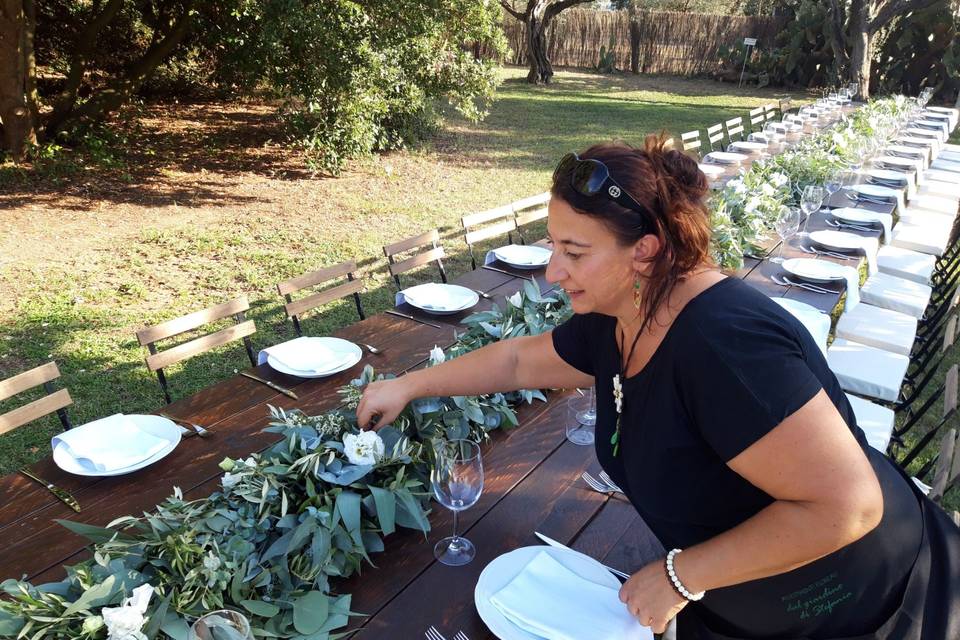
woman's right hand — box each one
[356,377,414,430]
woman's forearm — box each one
[673,496,882,594]
[403,338,523,399]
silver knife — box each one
[20,468,81,513]
[534,531,630,580]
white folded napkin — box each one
[489,551,649,640]
[396,283,471,311]
[52,414,168,472]
[771,298,830,356]
[258,336,351,374]
[836,264,861,312]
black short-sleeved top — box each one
[552,277,925,639]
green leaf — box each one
[394,488,430,532]
[62,575,120,616]
[334,491,361,532]
[241,599,281,617]
[0,609,25,635]
[368,486,396,535]
[293,591,330,635]
[143,593,171,639]
[56,520,128,544]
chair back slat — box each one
[749,107,766,129]
[514,192,550,231]
[388,246,446,277]
[383,229,440,257]
[284,279,364,319]
[464,219,519,246]
[0,362,60,402]
[764,103,778,121]
[277,261,356,297]
[706,123,724,150]
[462,204,515,229]
[945,315,958,352]
[725,117,744,142]
[145,320,256,372]
[136,297,250,346]
[0,389,72,435]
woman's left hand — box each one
[619,559,689,633]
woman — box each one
[357,137,959,639]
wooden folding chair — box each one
[724,117,745,145]
[276,260,365,336]
[748,107,765,133]
[680,130,703,160]
[513,192,551,244]
[895,364,957,470]
[461,205,518,269]
[0,362,72,435]
[763,103,778,122]
[383,229,447,290]
[706,123,725,152]
[136,296,257,403]
[779,98,793,116]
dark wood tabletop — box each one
[1,107,904,637]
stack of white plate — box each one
[492,245,551,270]
[264,336,362,378]
[702,151,749,165]
[401,283,479,315]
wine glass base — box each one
[435,536,476,566]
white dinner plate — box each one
[493,244,551,269]
[782,258,846,284]
[266,337,362,378]
[53,415,181,477]
[729,141,767,152]
[848,184,898,201]
[875,156,917,169]
[475,546,652,640]
[698,163,726,177]
[401,283,479,315]
[865,169,908,183]
[809,229,864,253]
[703,151,749,165]
[831,207,881,226]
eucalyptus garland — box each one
[0,284,571,640]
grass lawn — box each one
[2,65,957,513]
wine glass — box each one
[576,386,597,426]
[189,610,254,640]
[431,439,484,566]
[770,205,801,264]
[825,170,843,199]
[799,185,825,235]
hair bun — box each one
[661,148,707,196]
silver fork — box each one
[825,219,875,234]
[798,245,854,261]
[425,626,448,640]
[598,470,624,493]
[770,275,830,295]
[454,632,470,640]
[473,288,492,300]
[582,471,617,494]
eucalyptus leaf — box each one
[293,591,329,634]
[241,598,281,617]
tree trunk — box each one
[0,0,36,162]
[849,0,871,99]
[628,5,641,74]
[526,9,553,84]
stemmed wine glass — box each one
[799,185,825,235]
[431,439,484,566]
[189,611,254,640]
[824,170,843,201]
[770,205,801,264]
[576,386,597,426]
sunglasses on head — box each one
[553,152,652,232]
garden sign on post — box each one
[739,37,757,88]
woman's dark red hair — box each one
[550,135,714,333]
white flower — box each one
[612,375,623,414]
[221,472,240,490]
[771,172,789,188]
[429,345,445,365]
[203,552,221,572]
[507,291,523,308]
[761,182,775,196]
[243,456,256,467]
[102,584,153,640]
[343,431,385,466]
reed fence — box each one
[499,9,785,77]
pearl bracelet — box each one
[665,548,706,602]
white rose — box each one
[343,431,385,466]
[761,182,775,196]
[429,345,445,365]
[221,472,240,490]
[102,584,153,640]
[507,291,523,308]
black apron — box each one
[677,467,960,640]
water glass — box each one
[566,391,596,446]
[431,439,483,566]
[189,610,254,640]
[824,171,843,198]
[799,185,825,235]
[770,206,801,264]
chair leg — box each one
[156,369,172,404]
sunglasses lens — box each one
[569,159,608,196]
